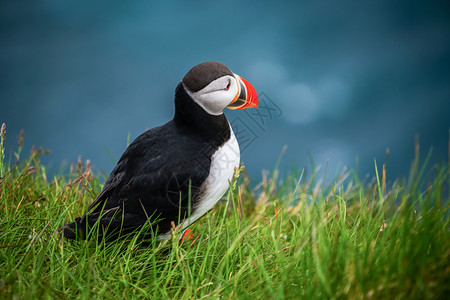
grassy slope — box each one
[0,124,449,299]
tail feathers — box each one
[62,215,111,241]
[62,213,150,242]
[63,217,87,240]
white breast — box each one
[159,124,240,239]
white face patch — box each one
[183,75,239,115]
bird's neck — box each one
[173,83,230,145]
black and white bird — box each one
[63,62,258,242]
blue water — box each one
[1,1,449,183]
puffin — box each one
[63,62,258,242]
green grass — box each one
[1,123,449,299]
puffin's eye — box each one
[225,82,231,90]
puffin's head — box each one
[181,62,258,115]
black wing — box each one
[65,121,211,240]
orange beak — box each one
[227,74,259,110]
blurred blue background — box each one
[1,1,449,183]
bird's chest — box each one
[190,127,240,220]
[205,128,240,196]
